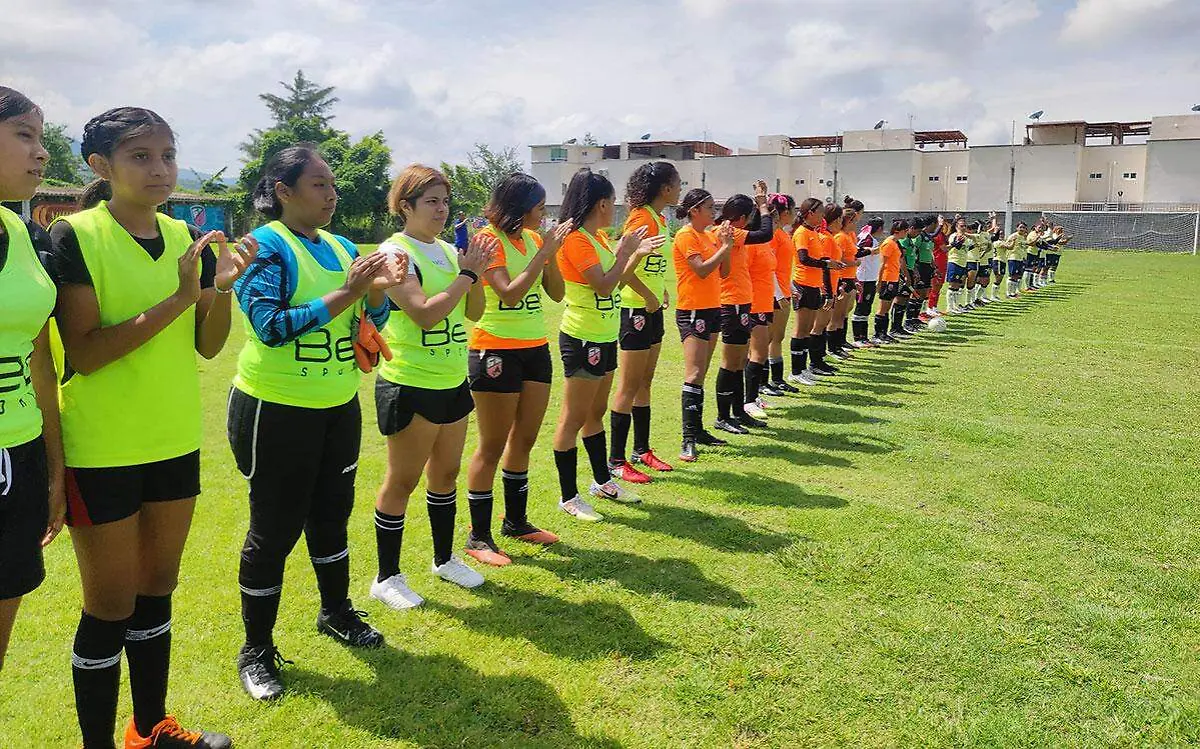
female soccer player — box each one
[825,208,860,357]
[464,174,572,566]
[372,164,494,598]
[764,195,797,393]
[971,220,994,305]
[709,182,773,434]
[945,217,973,313]
[851,217,885,345]
[872,220,908,344]
[1046,225,1069,283]
[553,170,662,521]
[989,216,1006,301]
[672,190,734,462]
[229,145,399,701]
[927,216,950,317]
[0,87,64,673]
[743,205,780,419]
[786,198,834,386]
[48,107,253,748]
[609,162,680,483]
[1023,221,1044,290]
[1003,221,1029,298]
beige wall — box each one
[1078,146,1147,203]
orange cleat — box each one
[124,716,231,748]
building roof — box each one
[630,139,731,156]
[788,130,969,151]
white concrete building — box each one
[529,114,1200,213]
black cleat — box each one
[317,599,385,649]
[712,418,748,435]
[238,644,291,701]
[696,429,728,446]
[734,413,767,429]
[679,439,698,462]
[772,380,800,394]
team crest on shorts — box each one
[740,313,750,327]
[485,355,503,378]
[587,346,601,366]
[695,318,706,333]
[633,315,645,331]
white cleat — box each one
[370,573,425,610]
[785,372,816,387]
[743,401,768,420]
[559,494,605,521]
[589,480,640,505]
[431,555,485,589]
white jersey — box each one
[856,232,882,282]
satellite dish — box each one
[873,120,885,130]
[1029,110,1044,121]
[1192,104,1200,112]
[565,138,577,144]
[640,133,651,140]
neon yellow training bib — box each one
[56,202,201,467]
[474,227,547,344]
[621,207,671,309]
[0,206,56,448]
[234,222,363,409]
[378,233,467,390]
[561,229,621,343]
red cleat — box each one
[633,449,674,472]
[610,460,653,484]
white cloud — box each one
[975,0,1041,32]
[1061,0,1177,41]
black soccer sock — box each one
[631,405,651,455]
[790,336,808,375]
[609,410,632,464]
[309,535,350,612]
[852,316,868,341]
[553,448,579,501]
[73,611,125,748]
[731,369,748,418]
[426,489,457,567]
[891,304,906,332]
[745,361,764,403]
[501,469,529,527]
[809,333,825,367]
[466,489,494,543]
[581,431,610,485]
[874,313,889,338]
[769,357,784,384]
[374,509,405,583]
[681,383,703,439]
[239,555,283,650]
[126,595,171,737]
[715,368,735,420]
[907,298,922,323]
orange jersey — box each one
[771,228,794,298]
[834,231,857,282]
[879,236,902,282]
[557,229,606,284]
[791,225,826,288]
[673,224,722,310]
[711,226,752,306]
[470,225,547,350]
[747,239,776,314]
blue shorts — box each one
[966,261,979,272]
[1045,253,1061,269]
[991,259,1004,277]
[1008,259,1023,276]
[947,263,967,283]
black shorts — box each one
[837,278,857,295]
[1008,259,1023,276]
[0,437,49,598]
[559,332,617,379]
[855,280,878,312]
[619,307,665,351]
[64,449,200,528]
[749,311,774,327]
[1046,253,1061,269]
[1025,253,1040,268]
[719,304,752,345]
[878,281,901,301]
[375,378,474,435]
[915,262,934,290]
[469,344,553,393]
[675,308,719,341]
[976,262,992,279]
[791,283,824,311]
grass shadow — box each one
[765,425,900,456]
[289,647,622,748]
[670,469,849,510]
[526,544,750,609]
[786,402,887,424]
[608,502,795,553]
[426,584,668,661]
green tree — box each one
[582,132,599,146]
[438,161,488,241]
[198,167,229,194]
[467,143,523,192]
[42,123,84,185]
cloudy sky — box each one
[4,0,1199,174]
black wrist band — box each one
[459,268,479,284]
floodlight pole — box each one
[1193,209,1199,255]
[1005,120,1016,235]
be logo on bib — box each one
[587,347,601,366]
[740,313,750,327]
[695,318,706,333]
[485,355,503,378]
[632,315,645,331]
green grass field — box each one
[5,251,1200,748]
